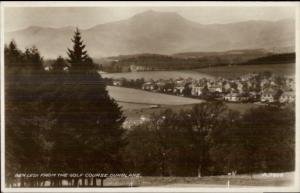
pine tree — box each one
[47,29,126,186]
[67,28,93,73]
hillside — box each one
[172,49,270,58]
[5,10,295,59]
[242,53,295,65]
[100,50,296,72]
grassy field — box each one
[107,86,257,124]
[107,86,204,105]
[101,63,295,80]
[196,63,295,78]
[95,172,294,187]
[21,172,293,188]
[101,70,213,81]
[107,86,203,124]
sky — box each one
[4,6,296,32]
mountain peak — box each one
[131,10,185,21]
[5,13,294,59]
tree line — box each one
[101,52,295,73]
[5,29,125,187]
[5,29,295,187]
[124,104,294,177]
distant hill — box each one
[99,50,295,72]
[173,49,269,58]
[5,10,295,59]
[172,49,271,61]
[242,53,295,65]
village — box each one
[109,72,295,104]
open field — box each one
[11,172,293,188]
[196,63,295,78]
[107,86,203,124]
[101,63,294,80]
[107,86,258,124]
[101,70,213,81]
[107,86,204,105]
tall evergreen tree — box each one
[67,28,93,73]
[48,29,126,186]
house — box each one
[173,82,186,96]
[224,93,249,102]
[260,88,279,103]
[130,64,152,72]
[208,84,222,93]
[191,85,205,96]
[279,91,295,103]
[285,78,295,91]
[142,82,157,91]
[164,81,175,93]
[236,82,245,93]
[223,82,231,93]
[175,78,185,85]
[113,79,123,86]
[156,80,167,92]
[174,86,185,96]
[249,91,260,102]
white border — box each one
[1,2,6,191]
[1,1,299,193]
[0,1,298,7]
[295,1,300,192]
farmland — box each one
[195,63,295,78]
[101,63,295,80]
[101,70,213,81]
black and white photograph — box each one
[1,1,299,192]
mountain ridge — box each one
[5,10,295,59]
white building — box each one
[279,91,295,103]
[224,93,249,102]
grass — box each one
[95,172,294,187]
[107,86,203,106]
[8,172,294,188]
[107,86,258,124]
[107,86,205,123]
